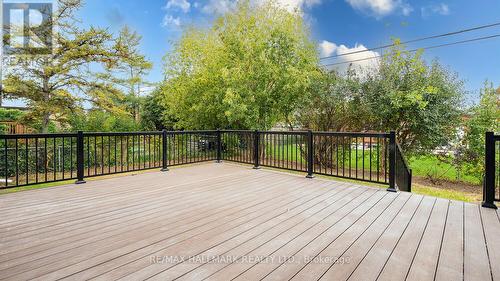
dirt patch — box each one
[413,176,482,195]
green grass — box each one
[412,184,481,202]
[0,180,75,195]
[409,155,480,185]
[265,144,385,169]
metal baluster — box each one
[114,135,117,173]
[45,138,48,181]
[35,138,39,183]
[132,135,135,170]
[369,137,373,181]
[15,138,19,186]
[70,137,73,178]
[362,137,365,180]
[377,137,380,182]
[28,138,31,184]
[349,137,352,178]
[5,139,9,187]
[62,137,65,180]
[355,137,358,179]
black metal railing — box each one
[81,132,163,178]
[0,133,78,188]
[312,132,390,185]
[258,131,308,172]
[1,130,413,192]
[221,130,254,165]
[166,131,218,166]
[483,132,499,209]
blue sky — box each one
[5,0,500,106]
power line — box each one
[319,21,500,61]
[321,33,500,67]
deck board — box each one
[0,163,498,281]
[405,198,449,281]
[435,200,464,281]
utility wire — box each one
[319,21,500,61]
[321,33,500,67]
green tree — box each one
[2,0,130,133]
[140,87,176,130]
[160,0,319,130]
[297,69,372,132]
[363,42,464,154]
[103,26,153,123]
[459,82,500,181]
[68,108,139,132]
[299,41,465,155]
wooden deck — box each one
[0,163,499,281]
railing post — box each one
[306,130,314,178]
[75,131,86,184]
[216,129,222,163]
[161,129,169,172]
[387,131,397,192]
[482,132,497,209]
[408,169,412,193]
[253,130,260,169]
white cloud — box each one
[345,0,412,18]
[162,14,181,27]
[268,0,322,11]
[319,40,337,57]
[421,3,450,18]
[319,40,380,76]
[165,0,191,13]
[201,0,321,15]
[201,0,236,14]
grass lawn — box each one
[0,180,75,195]
[412,183,482,203]
[409,155,480,185]
[264,144,386,170]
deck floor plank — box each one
[0,175,314,272]
[376,197,436,281]
[405,198,449,281]
[5,176,334,280]
[463,203,492,281]
[0,163,497,281]
[434,200,464,281]
[481,206,500,281]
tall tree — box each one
[103,26,153,122]
[2,0,129,132]
[299,41,465,155]
[366,43,464,153]
[161,0,319,130]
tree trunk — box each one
[41,113,50,133]
[41,77,50,133]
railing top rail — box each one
[312,131,391,138]
[259,130,309,135]
[165,130,218,134]
[83,131,163,136]
[0,133,78,139]
[0,130,394,139]
[220,130,255,133]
